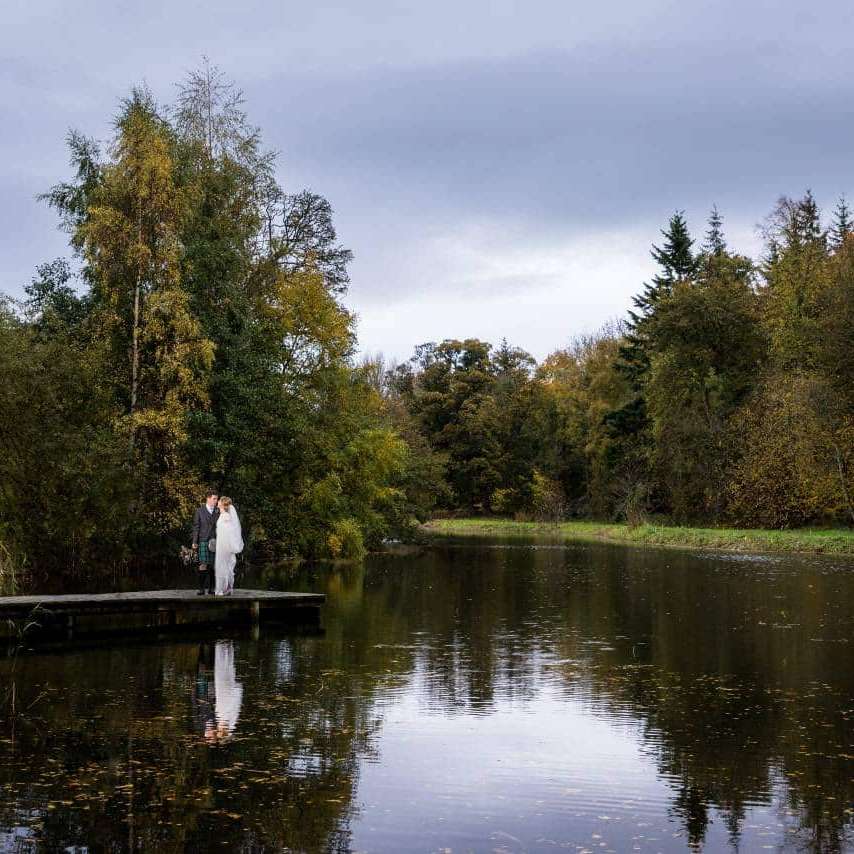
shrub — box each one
[490,488,516,515]
[327,518,367,561]
[529,470,566,523]
[621,481,650,528]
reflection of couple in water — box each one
[192,640,243,743]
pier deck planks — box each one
[0,589,324,638]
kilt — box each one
[197,539,215,567]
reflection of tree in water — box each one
[672,782,710,849]
[332,544,854,852]
[1,545,852,852]
[0,627,389,853]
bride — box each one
[214,496,243,596]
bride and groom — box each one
[191,491,244,596]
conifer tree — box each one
[830,195,852,251]
[703,205,726,256]
[653,211,696,271]
[620,211,696,387]
[762,192,830,369]
[598,213,698,518]
[795,189,825,247]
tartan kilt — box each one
[197,540,215,567]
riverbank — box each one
[421,518,854,556]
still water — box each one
[2,538,853,853]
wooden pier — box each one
[0,589,325,640]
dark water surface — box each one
[2,539,853,853]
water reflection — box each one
[190,640,244,744]
[213,640,243,742]
[1,540,853,852]
[192,641,216,739]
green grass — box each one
[421,517,854,557]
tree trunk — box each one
[130,272,141,449]
[130,212,143,450]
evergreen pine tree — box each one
[703,205,726,256]
[793,189,825,247]
[599,212,698,516]
[652,211,696,275]
[621,211,696,386]
[830,195,852,250]
[628,212,695,325]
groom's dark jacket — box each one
[192,505,220,547]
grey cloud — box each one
[253,43,854,231]
[3,0,854,359]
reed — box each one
[0,538,22,596]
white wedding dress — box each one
[214,506,243,596]
[214,640,243,738]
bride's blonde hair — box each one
[219,496,233,511]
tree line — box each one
[382,197,854,529]
[1,64,852,582]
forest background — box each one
[1,65,852,585]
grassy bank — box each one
[421,518,854,557]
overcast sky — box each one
[3,0,853,360]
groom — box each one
[192,490,219,595]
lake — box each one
[2,538,853,853]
